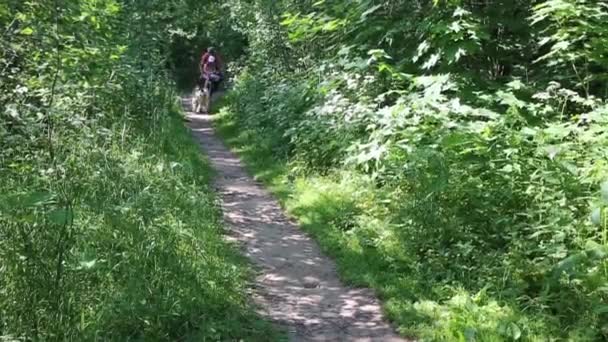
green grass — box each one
[0,94,282,341]
[212,100,560,342]
[98,104,283,341]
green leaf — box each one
[48,208,73,225]
[509,323,522,340]
[464,327,476,341]
[79,259,97,270]
[442,132,473,148]
[585,240,608,260]
[20,27,34,35]
[360,5,382,20]
[553,252,586,276]
[422,53,441,70]
[18,191,54,207]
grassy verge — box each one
[213,97,560,341]
[93,102,282,341]
[0,92,281,340]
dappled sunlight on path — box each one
[182,96,407,341]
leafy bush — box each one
[1,1,277,340]
[215,0,608,340]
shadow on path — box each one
[182,95,408,342]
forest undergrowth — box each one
[0,1,278,340]
[214,0,608,341]
[3,0,608,341]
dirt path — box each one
[182,96,407,342]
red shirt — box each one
[200,52,223,72]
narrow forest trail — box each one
[181,95,407,342]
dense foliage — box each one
[0,1,277,340]
[216,0,608,340]
[3,0,608,340]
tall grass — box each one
[0,86,279,340]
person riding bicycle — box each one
[199,47,223,95]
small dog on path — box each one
[191,83,210,113]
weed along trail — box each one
[182,96,406,342]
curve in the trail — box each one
[182,96,408,342]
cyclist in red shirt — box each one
[200,47,223,72]
[199,47,223,95]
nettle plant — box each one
[531,0,608,95]
[413,6,486,72]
